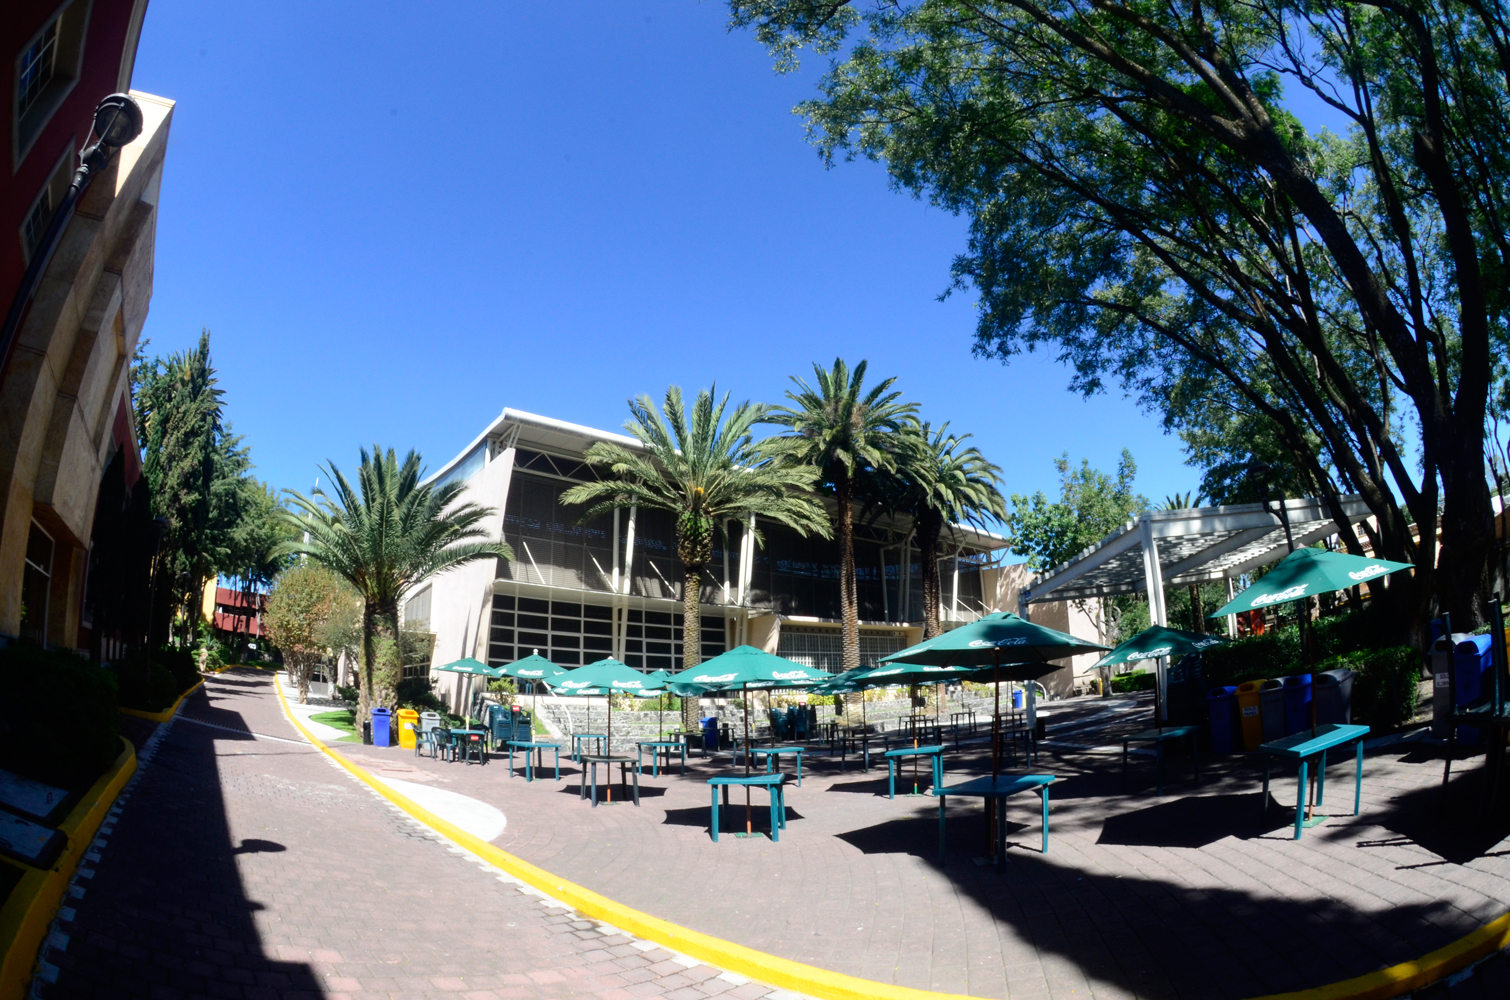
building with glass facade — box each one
[410,409,1067,704]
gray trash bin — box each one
[1315,669,1355,726]
[1259,678,1287,741]
[419,711,442,734]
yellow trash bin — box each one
[396,708,420,750]
[1235,680,1267,751]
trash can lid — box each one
[1235,680,1266,692]
[1206,685,1238,698]
[1282,674,1312,685]
[396,708,419,718]
[371,706,392,715]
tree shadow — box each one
[232,838,286,855]
[1354,765,1510,865]
[1097,792,1293,848]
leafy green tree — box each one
[281,447,512,727]
[762,359,917,673]
[133,331,256,645]
[1006,450,1147,572]
[263,564,347,703]
[730,0,1507,630]
[561,387,830,730]
[866,421,1006,637]
[221,480,295,660]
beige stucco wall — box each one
[0,92,172,643]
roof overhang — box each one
[1022,496,1373,604]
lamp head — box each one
[93,93,143,148]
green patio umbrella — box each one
[669,646,827,836]
[547,657,664,763]
[433,657,503,728]
[855,662,975,794]
[881,613,1109,777]
[497,650,568,731]
[1092,626,1226,732]
[1212,548,1415,617]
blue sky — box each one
[130,1,1198,526]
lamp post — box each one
[0,94,145,378]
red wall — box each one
[2,0,145,311]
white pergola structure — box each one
[1018,496,1373,718]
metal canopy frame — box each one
[1020,495,1373,613]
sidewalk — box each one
[337,696,1510,1000]
[40,668,812,999]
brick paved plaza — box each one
[33,669,1510,999]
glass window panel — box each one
[551,634,580,648]
[495,595,516,610]
[518,597,549,614]
[555,650,581,665]
[492,611,514,627]
[645,611,671,626]
[518,630,549,647]
[491,628,514,644]
[583,635,612,652]
[583,604,612,620]
[624,639,643,653]
[582,620,611,636]
[551,602,582,618]
[550,617,578,632]
[646,642,672,656]
[625,654,644,668]
[518,614,549,631]
[645,626,671,640]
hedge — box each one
[1200,606,1421,732]
[1111,670,1157,693]
[0,642,121,790]
[111,646,200,712]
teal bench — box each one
[1121,726,1199,797]
[708,773,787,842]
[934,774,1055,864]
[1260,723,1370,839]
[884,745,944,798]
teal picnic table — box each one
[707,773,788,842]
[884,744,945,799]
[1260,723,1370,840]
[733,746,806,787]
[1121,726,1200,796]
[635,740,687,777]
[506,740,562,782]
[579,754,639,807]
[933,775,1055,864]
[571,733,607,761]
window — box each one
[13,1,91,168]
[486,593,727,672]
[20,522,54,644]
[20,144,73,264]
[402,586,431,630]
[16,20,58,122]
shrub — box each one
[113,646,200,712]
[1111,670,1156,693]
[1316,645,1422,731]
[334,683,358,704]
[395,676,447,713]
[0,642,121,790]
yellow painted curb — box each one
[119,678,203,722]
[273,678,970,1000]
[1245,909,1510,1000]
[0,738,137,1000]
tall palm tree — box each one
[281,446,512,728]
[561,387,830,731]
[762,359,917,673]
[885,422,1006,638]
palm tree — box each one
[883,422,1006,638]
[281,446,512,728]
[561,387,830,731]
[763,359,917,673]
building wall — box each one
[0,73,170,646]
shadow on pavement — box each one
[45,681,326,999]
[1097,792,1294,848]
[1358,767,1510,865]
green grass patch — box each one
[309,709,361,743]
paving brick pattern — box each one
[39,669,808,999]
[351,695,1510,1000]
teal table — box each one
[707,774,787,842]
[1260,724,1370,840]
[1121,726,1199,796]
[635,740,687,777]
[884,745,944,798]
[571,733,607,761]
[452,729,488,765]
[838,731,891,771]
[734,746,806,787]
[933,775,1055,864]
[506,740,561,781]
[579,754,639,807]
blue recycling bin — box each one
[371,707,392,748]
[1206,686,1239,753]
[1282,674,1313,735]
[1012,687,1025,710]
[1454,634,1494,745]
[701,716,720,752]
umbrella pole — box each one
[744,687,753,835]
[992,651,1001,779]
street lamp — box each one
[0,94,145,376]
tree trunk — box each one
[835,469,859,673]
[681,563,702,733]
[358,604,376,732]
[918,513,943,639]
[1189,585,1203,633]
[296,653,309,704]
[371,599,401,715]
